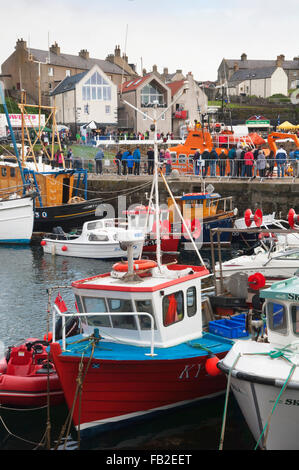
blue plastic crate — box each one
[209,318,249,339]
[231,313,246,324]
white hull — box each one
[43,239,143,259]
[0,197,34,244]
[221,341,299,450]
[216,264,299,280]
[229,377,299,450]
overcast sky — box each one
[1,0,298,81]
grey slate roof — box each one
[30,48,125,75]
[228,66,279,85]
[225,59,299,71]
[50,70,88,96]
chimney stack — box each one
[50,42,60,55]
[152,64,158,73]
[79,49,89,60]
[276,54,285,66]
[15,38,27,50]
[115,45,121,57]
[241,53,247,61]
[163,67,169,75]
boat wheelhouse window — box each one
[178,154,187,164]
[276,252,299,260]
[107,298,137,330]
[10,167,15,177]
[187,287,197,317]
[163,291,184,327]
[74,295,84,313]
[88,234,109,241]
[82,297,111,327]
[1,168,6,177]
[291,306,299,335]
[87,221,102,230]
[267,301,288,334]
[170,152,176,163]
[135,300,156,330]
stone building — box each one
[1,40,136,106]
[50,64,118,133]
[218,53,299,91]
[118,73,172,134]
[167,72,208,137]
[227,66,288,98]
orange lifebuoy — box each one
[112,259,158,272]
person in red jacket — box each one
[244,148,254,178]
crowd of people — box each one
[93,146,173,176]
[191,144,299,179]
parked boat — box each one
[41,218,144,259]
[168,192,237,248]
[0,192,35,244]
[0,338,64,407]
[50,259,235,438]
[218,276,299,450]
[215,243,299,282]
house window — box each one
[105,105,111,114]
[141,83,165,107]
[48,67,54,77]
[66,69,71,77]
[82,71,111,102]
[143,112,147,120]
[163,291,184,326]
[161,112,165,120]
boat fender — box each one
[55,316,80,341]
[41,240,46,246]
[61,245,68,251]
[205,355,221,376]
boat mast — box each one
[0,82,27,192]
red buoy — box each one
[248,272,266,290]
[41,240,46,246]
[61,245,68,251]
[205,356,221,376]
[244,208,263,228]
[288,208,298,229]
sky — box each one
[1,0,298,81]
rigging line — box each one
[120,24,129,97]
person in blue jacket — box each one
[126,150,134,174]
[121,149,130,175]
[133,146,141,175]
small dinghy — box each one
[0,338,64,407]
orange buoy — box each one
[112,259,158,273]
[44,332,53,342]
[205,355,221,376]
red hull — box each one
[142,237,179,253]
[51,343,226,432]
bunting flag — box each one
[54,293,68,313]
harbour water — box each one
[0,245,256,451]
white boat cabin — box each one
[260,276,299,347]
[71,264,210,349]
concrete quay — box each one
[86,174,299,217]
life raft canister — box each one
[112,259,158,273]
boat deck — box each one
[58,332,233,361]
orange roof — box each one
[119,75,150,93]
[167,80,185,97]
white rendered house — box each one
[50,64,118,130]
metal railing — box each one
[52,304,157,356]
[70,158,299,180]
